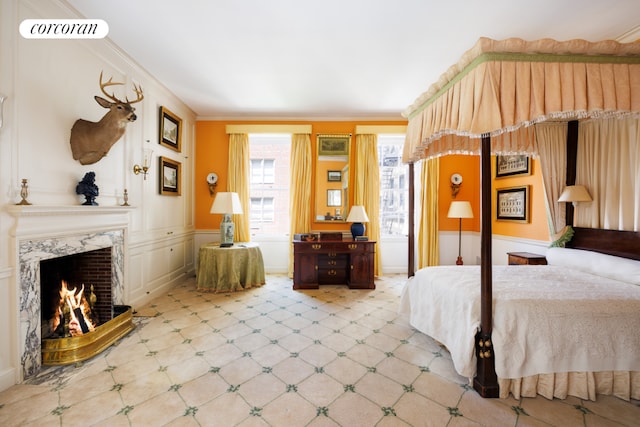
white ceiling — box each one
[66,0,640,120]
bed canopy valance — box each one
[402,37,640,163]
[402,37,640,398]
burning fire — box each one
[53,281,96,336]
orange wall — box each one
[196,121,549,241]
[491,157,548,240]
[439,155,548,240]
[195,120,406,230]
[439,155,481,232]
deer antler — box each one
[98,71,144,104]
[99,71,125,102]
[126,82,144,104]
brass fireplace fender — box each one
[42,305,135,365]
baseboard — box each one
[0,367,17,392]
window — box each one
[250,159,275,184]
[250,197,274,222]
[249,134,291,235]
[378,134,408,236]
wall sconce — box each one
[450,173,463,198]
[133,146,153,180]
[207,172,219,196]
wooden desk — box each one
[197,242,265,292]
[293,240,375,290]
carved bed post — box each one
[565,120,579,226]
[408,162,415,277]
[473,133,499,397]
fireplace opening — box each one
[40,247,113,338]
[37,245,135,366]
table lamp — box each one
[558,184,592,227]
[558,185,592,207]
[210,192,243,247]
[346,205,369,239]
[447,201,474,265]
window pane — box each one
[378,135,409,236]
[250,160,263,184]
[249,134,291,235]
[263,159,275,184]
[262,197,274,221]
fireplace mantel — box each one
[9,205,132,380]
[7,205,135,239]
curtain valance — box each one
[402,37,640,163]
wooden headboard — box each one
[567,227,640,261]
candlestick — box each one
[16,179,32,205]
[121,189,130,206]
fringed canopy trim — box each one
[402,37,640,163]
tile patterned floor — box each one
[1,274,639,426]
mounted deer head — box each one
[70,71,144,165]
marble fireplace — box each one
[9,206,131,380]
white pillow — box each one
[546,247,640,285]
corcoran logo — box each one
[20,19,109,39]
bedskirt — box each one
[499,371,640,401]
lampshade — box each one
[558,185,592,203]
[210,192,243,214]
[447,201,474,219]
[346,206,369,223]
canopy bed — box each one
[399,37,640,400]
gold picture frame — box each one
[159,106,182,152]
[318,134,350,156]
[327,170,342,182]
[496,185,529,222]
[159,156,181,196]
[496,154,530,178]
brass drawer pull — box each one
[348,244,357,250]
[328,260,336,266]
[312,244,321,250]
[328,270,337,276]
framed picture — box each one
[496,154,530,178]
[327,170,342,182]
[159,156,181,196]
[327,189,342,207]
[496,186,529,222]
[318,134,350,156]
[159,106,182,152]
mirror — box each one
[315,134,350,222]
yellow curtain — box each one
[288,133,312,277]
[227,133,250,242]
[354,134,382,276]
[418,157,439,268]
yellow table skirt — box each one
[197,242,266,292]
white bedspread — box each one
[398,265,640,380]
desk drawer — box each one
[318,268,347,283]
[318,254,348,268]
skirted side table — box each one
[197,242,265,292]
